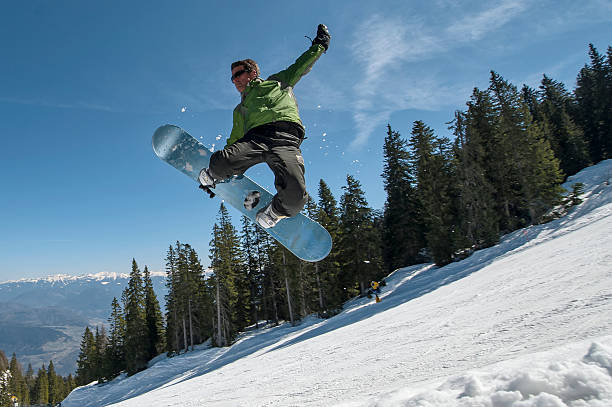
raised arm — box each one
[268,24,330,88]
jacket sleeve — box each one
[267,44,325,88]
[227,106,245,146]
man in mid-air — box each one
[198,24,331,228]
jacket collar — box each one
[241,78,263,100]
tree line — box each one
[0,349,76,407]
[72,43,610,386]
[382,44,610,269]
[74,261,164,384]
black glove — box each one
[312,24,330,51]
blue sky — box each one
[1,0,610,281]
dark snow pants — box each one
[208,121,307,217]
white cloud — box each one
[352,110,393,148]
[348,1,529,149]
[446,0,527,41]
[349,16,437,148]
[351,17,430,79]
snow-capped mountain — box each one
[0,271,167,319]
[0,271,167,376]
[63,160,612,406]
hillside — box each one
[63,160,612,406]
[0,271,167,375]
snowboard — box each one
[152,124,332,262]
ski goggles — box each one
[231,69,250,82]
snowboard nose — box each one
[152,124,182,160]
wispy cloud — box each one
[348,0,529,149]
[351,16,438,80]
[446,1,527,41]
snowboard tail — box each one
[152,124,332,262]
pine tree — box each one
[382,125,423,271]
[175,245,192,352]
[453,73,564,245]
[123,259,148,375]
[143,266,165,360]
[254,219,280,324]
[541,75,589,174]
[315,179,343,314]
[199,269,216,343]
[280,250,296,325]
[92,326,108,381]
[487,71,531,230]
[105,297,126,379]
[8,354,25,405]
[297,196,321,317]
[452,93,500,249]
[523,76,590,177]
[24,364,34,405]
[409,121,458,265]
[68,377,75,399]
[164,242,207,352]
[186,244,214,348]
[221,232,250,332]
[0,351,9,407]
[317,180,340,232]
[75,326,96,385]
[209,204,245,346]
[241,216,263,327]
[164,244,181,354]
[338,175,383,296]
[34,364,48,405]
[574,44,612,163]
[169,242,190,353]
[0,378,8,407]
[489,71,564,225]
[162,242,210,355]
[47,360,60,406]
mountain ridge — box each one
[1,270,167,285]
[0,270,168,375]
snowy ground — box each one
[64,160,612,406]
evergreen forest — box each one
[53,43,612,398]
[0,350,77,407]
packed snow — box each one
[63,160,612,406]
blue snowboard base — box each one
[152,124,332,262]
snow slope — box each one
[63,160,612,406]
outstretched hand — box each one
[312,24,331,51]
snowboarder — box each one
[370,280,380,293]
[198,24,331,228]
[368,281,382,303]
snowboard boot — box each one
[198,168,216,188]
[256,203,287,229]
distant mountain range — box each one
[0,272,168,376]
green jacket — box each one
[227,44,326,146]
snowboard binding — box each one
[198,168,216,198]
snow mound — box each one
[352,339,612,406]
